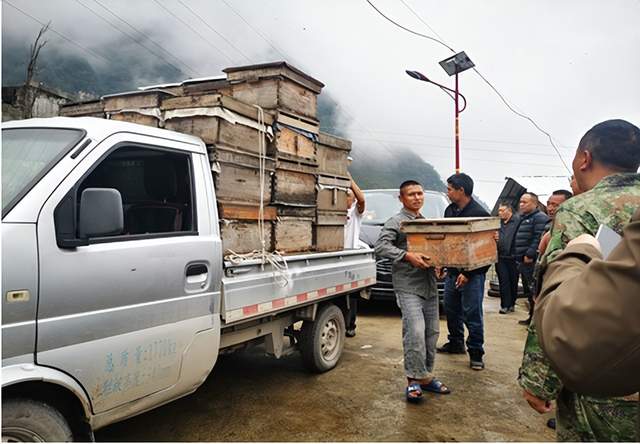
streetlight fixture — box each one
[407,51,474,174]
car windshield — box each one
[362,190,449,225]
[2,127,84,216]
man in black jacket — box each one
[496,202,521,314]
[437,173,490,370]
[513,192,550,325]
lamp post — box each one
[406,51,475,174]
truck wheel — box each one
[299,303,345,373]
[2,398,74,442]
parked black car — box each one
[359,189,450,305]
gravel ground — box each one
[97,293,556,442]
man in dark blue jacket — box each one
[496,202,521,314]
[513,192,550,325]
[437,173,490,370]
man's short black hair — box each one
[498,201,514,211]
[578,119,640,172]
[399,180,422,194]
[551,189,573,200]
[446,173,474,196]
[523,192,539,203]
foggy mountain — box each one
[2,36,446,193]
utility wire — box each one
[152,0,235,64]
[365,0,455,52]
[90,0,202,77]
[366,0,572,174]
[72,0,192,77]
[176,0,252,64]
[3,0,113,64]
[219,0,400,159]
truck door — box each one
[35,133,221,413]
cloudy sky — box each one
[3,0,639,204]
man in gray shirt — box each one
[375,180,451,402]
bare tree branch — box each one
[23,22,50,118]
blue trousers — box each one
[443,273,486,355]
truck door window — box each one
[77,145,195,238]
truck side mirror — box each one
[78,188,124,238]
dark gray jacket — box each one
[514,209,550,261]
[498,213,521,259]
[374,208,437,297]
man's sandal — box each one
[405,383,423,403]
[421,378,451,395]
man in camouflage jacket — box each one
[518,119,640,442]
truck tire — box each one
[2,398,74,442]
[299,303,345,373]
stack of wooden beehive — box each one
[59,62,352,255]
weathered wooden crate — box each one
[210,146,275,204]
[402,217,500,270]
[110,112,160,128]
[317,175,350,212]
[272,159,317,206]
[59,100,104,117]
[217,200,277,221]
[274,217,314,253]
[274,205,316,218]
[316,132,352,177]
[316,210,348,226]
[223,62,324,119]
[103,90,171,112]
[272,124,316,162]
[161,93,274,126]
[313,225,345,252]
[220,220,274,255]
[163,95,273,155]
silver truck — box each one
[1,117,376,441]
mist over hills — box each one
[2,37,446,193]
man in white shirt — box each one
[345,176,366,337]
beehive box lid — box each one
[223,61,325,94]
[401,217,500,234]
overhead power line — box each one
[152,0,235,64]
[365,0,572,174]
[218,0,400,159]
[3,0,113,64]
[72,0,194,77]
[176,0,251,64]
[90,0,202,77]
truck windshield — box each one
[362,190,449,225]
[2,127,84,216]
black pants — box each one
[518,262,535,318]
[496,258,518,309]
[347,294,358,330]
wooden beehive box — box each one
[316,132,352,177]
[274,217,314,253]
[163,94,274,155]
[223,61,324,119]
[210,146,275,204]
[402,217,500,270]
[59,99,105,118]
[102,90,172,128]
[313,225,344,252]
[272,158,317,206]
[317,175,350,212]
[220,219,274,255]
[272,124,316,162]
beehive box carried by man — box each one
[402,217,500,269]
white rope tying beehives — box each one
[225,105,289,287]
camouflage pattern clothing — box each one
[518,173,640,442]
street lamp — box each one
[406,51,475,174]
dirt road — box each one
[96,295,555,442]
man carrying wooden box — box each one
[375,180,451,403]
